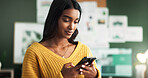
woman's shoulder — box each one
[77,41,92,56]
[25,42,45,55]
[77,41,90,49]
[27,42,40,48]
[77,41,87,46]
[26,42,43,52]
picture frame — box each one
[13,22,44,64]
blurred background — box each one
[0,0,148,78]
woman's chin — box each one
[65,35,72,39]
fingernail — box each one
[80,72,83,75]
[80,69,83,71]
[86,62,89,65]
[82,65,85,68]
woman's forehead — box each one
[61,8,80,19]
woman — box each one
[22,0,101,78]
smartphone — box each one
[76,57,96,66]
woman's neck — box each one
[41,37,70,48]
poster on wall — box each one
[108,15,128,43]
[96,7,109,27]
[76,26,109,48]
[78,1,98,32]
[91,48,132,77]
[37,0,53,23]
[14,22,44,64]
[125,26,143,42]
[109,15,128,28]
[108,26,143,43]
[108,28,126,43]
[76,1,109,48]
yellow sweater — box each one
[22,41,101,78]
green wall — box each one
[107,0,148,78]
[0,0,36,78]
[0,0,148,78]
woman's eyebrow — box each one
[63,15,72,19]
[63,15,79,20]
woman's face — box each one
[57,8,80,39]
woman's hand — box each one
[80,62,98,78]
[61,63,81,78]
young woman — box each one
[22,0,101,78]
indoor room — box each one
[0,0,148,78]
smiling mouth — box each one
[65,30,73,35]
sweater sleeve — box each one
[57,72,64,78]
[22,48,41,78]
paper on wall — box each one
[37,0,53,23]
[78,1,98,32]
[109,15,128,28]
[125,26,143,42]
[14,22,44,64]
[76,26,109,48]
[76,2,109,48]
[96,7,109,27]
[108,28,126,43]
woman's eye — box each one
[63,19,69,22]
[74,21,79,24]
[74,21,79,23]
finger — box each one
[90,61,95,67]
[82,65,95,72]
[79,68,84,75]
[84,62,89,66]
[64,63,75,68]
[80,72,83,75]
[81,65,90,71]
[81,69,89,75]
[81,68,97,77]
[74,64,83,70]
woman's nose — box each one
[68,22,75,30]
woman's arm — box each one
[21,49,41,78]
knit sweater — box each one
[22,41,101,78]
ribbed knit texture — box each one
[22,41,101,78]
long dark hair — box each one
[41,0,82,43]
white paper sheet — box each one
[37,0,53,23]
[14,22,44,64]
[78,1,98,32]
[109,15,128,28]
[76,2,109,48]
[96,8,109,27]
[125,26,143,42]
[108,28,126,43]
[91,48,132,77]
[76,25,109,48]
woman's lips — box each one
[65,30,73,35]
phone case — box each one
[76,57,96,66]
